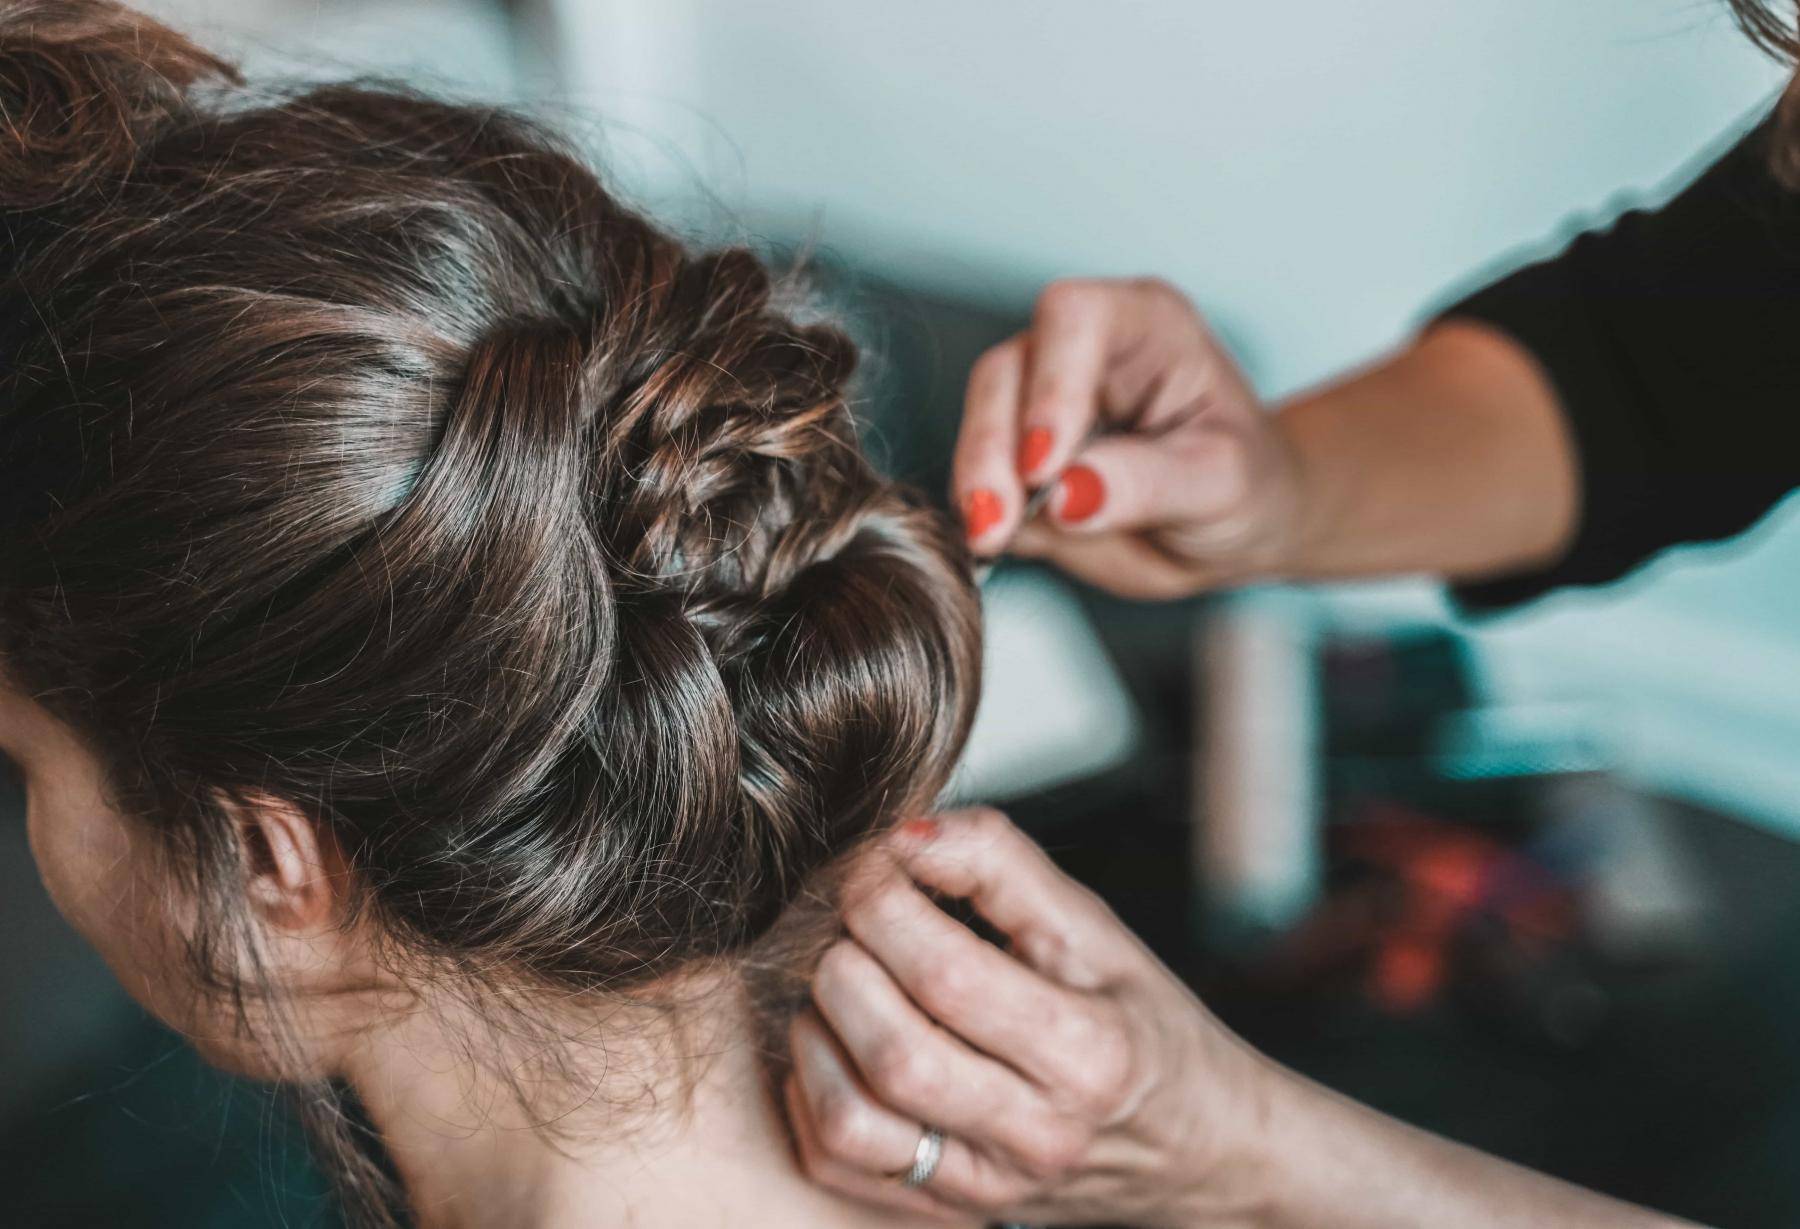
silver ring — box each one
[898,1125,945,1188]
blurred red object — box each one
[1258,800,1581,1016]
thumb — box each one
[1041,427,1250,538]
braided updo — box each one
[0,0,980,1010]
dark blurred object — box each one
[1322,628,1482,758]
[1323,628,1609,793]
[0,777,335,1229]
[1237,624,1717,1051]
[0,779,133,1132]
[1257,786,1700,1052]
[0,1018,333,1229]
[1038,610,1796,1228]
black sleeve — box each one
[1438,112,1800,611]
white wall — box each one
[553,1,1800,830]
[137,0,519,95]
[553,1,1783,394]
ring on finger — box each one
[896,1124,945,1189]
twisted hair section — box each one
[0,0,981,1070]
[2,5,983,1222]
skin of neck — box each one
[334,965,966,1229]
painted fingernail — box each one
[963,487,1003,540]
[1017,427,1054,478]
[1055,464,1105,523]
[899,817,940,842]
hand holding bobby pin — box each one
[955,277,1304,597]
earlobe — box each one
[231,792,344,932]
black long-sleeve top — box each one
[1442,111,1800,609]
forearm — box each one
[1233,1068,1697,1229]
[1273,319,1579,583]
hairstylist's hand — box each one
[785,808,1276,1228]
[957,277,1300,598]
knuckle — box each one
[871,1039,946,1104]
[1018,924,1075,975]
[814,1090,878,1160]
[935,804,996,827]
[914,959,977,1015]
[814,938,861,991]
[1083,1039,1136,1114]
[967,346,1014,397]
[1044,1000,1098,1062]
[851,876,909,930]
[957,425,1013,472]
[1060,1009,1136,1114]
[965,805,1015,841]
[1036,277,1100,320]
[1132,274,1178,300]
[1025,373,1085,419]
[1140,276,1211,339]
[1013,1117,1091,1182]
[1209,438,1253,506]
[1135,274,1197,317]
[1150,574,1199,601]
[969,1166,1039,1209]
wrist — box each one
[1263,400,1333,585]
[1148,1042,1294,1229]
[1239,1062,1331,1229]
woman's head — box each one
[1,0,978,1098]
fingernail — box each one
[963,487,1003,540]
[1055,464,1105,523]
[1017,427,1054,478]
[898,817,940,842]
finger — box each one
[786,1016,960,1219]
[1096,285,1240,432]
[1019,278,1199,481]
[811,939,1058,1150]
[1015,282,1113,485]
[786,1085,980,1223]
[1014,526,1224,600]
[839,856,1111,1096]
[1043,426,1250,538]
[893,809,1133,989]
[952,335,1028,555]
[785,1076,927,1214]
[788,1012,1028,1215]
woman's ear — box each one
[229,792,348,934]
[203,793,372,1083]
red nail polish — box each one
[1056,464,1105,523]
[1017,427,1054,478]
[963,488,1003,540]
[899,817,940,842]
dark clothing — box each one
[1441,112,1800,610]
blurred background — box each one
[9,2,1800,1225]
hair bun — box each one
[0,0,235,209]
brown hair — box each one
[1724,1,1800,185]
[1729,0,1800,59]
[0,0,981,1220]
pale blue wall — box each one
[555,1,1783,394]
[554,1,1800,827]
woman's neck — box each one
[338,976,970,1229]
